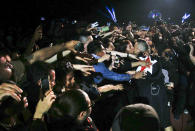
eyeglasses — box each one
[88,101,95,109]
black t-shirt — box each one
[135,56,171,128]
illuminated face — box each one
[0,55,13,82]
[126,25,132,31]
[126,41,134,54]
[78,91,92,123]
[145,37,153,46]
[49,69,56,87]
[133,42,141,55]
[65,71,75,88]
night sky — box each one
[0,0,194,26]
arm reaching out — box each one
[24,25,43,56]
[33,91,56,120]
[106,51,138,60]
[189,44,195,65]
[0,83,23,102]
[45,50,71,63]
[26,40,79,64]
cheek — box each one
[71,77,75,84]
[65,79,69,87]
[0,57,6,63]
[50,70,55,80]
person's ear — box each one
[37,79,41,86]
[78,111,87,121]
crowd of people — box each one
[0,18,195,131]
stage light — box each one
[148,10,162,20]
[40,17,45,21]
[182,13,190,23]
[106,6,117,23]
[112,8,117,23]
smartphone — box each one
[41,76,50,94]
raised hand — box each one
[64,40,80,51]
[139,60,151,66]
[98,54,110,63]
[0,83,23,102]
[33,25,43,42]
[131,71,146,79]
[73,64,95,75]
[33,91,56,119]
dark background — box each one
[0,0,194,27]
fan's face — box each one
[49,69,56,87]
[0,55,12,81]
[133,42,141,55]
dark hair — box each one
[50,89,89,120]
[114,40,129,52]
[55,60,74,87]
[102,38,110,48]
[112,104,160,131]
[26,61,52,84]
[87,41,102,54]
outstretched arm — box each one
[24,25,43,56]
[45,50,71,63]
[189,44,195,65]
[106,50,138,60]
[26,40,79,64]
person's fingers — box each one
[84,71,91,75]
[116,84,124,90]
[50,99,56,104]
[24,102,28,108]
[1,83,23,93]
[23,97,28,103]
[82,67,95,72]
[81,65,93,68]
[45,91,56,105]
[83,57,92,61]
[23,97,28,108]
[46,91,55,98]
[0,86,18,94]
[48,94,56,101]
[45,90,52,96]
[3,91,21,102]
[48,94,56,105]
[86,67,95,72]
[83,71,91,76]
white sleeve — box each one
[162,69,169,83]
